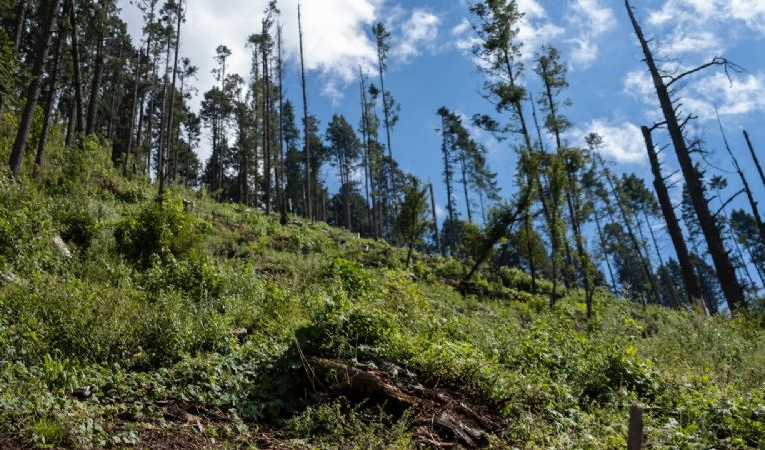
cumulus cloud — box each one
[648,0,765,35]
[566,0,616,69]
[393,10,441,62]
[569,120,647,164]
[117,0,385,106]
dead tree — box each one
[297,3,312,221]
[642,126,709,314]
[717,116,765,251]
[429,181,441,256]
[743,131,765,191]
[626,0,747,312]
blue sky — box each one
[117,0,765,250]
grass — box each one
[0,138,762,448]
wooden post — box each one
[628,405,644,450]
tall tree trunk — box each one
[86,0,107,136]
[460,150,473,223]
[376,40,398,218]
[298,4,312,221]
[166,0,183,185]
[591,192,618,293]
[9,0,62,177]
[157,36,172,196]
[642,126,708,314]
[277,25,288,225]
[602,158,663,305]
[359,70,375,238]
[743,130,765,191]
[67,0,84,136]
[262,20,272,213]
[107,41,124,142]
[441,116,456,255]
[35,28,64,176]
[429,181,441,256]
[125,51,142,176]
[626,0,747,312]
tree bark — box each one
[67,0,84,136]
[626,0,747,312]
[429,181,441,256]
[277,25,288,225]
[642,126,708,314]
[9,0,62,177]
[86,0,107,136]
[743,130,765,191]
[298,4,312,221]
[165,0,183,186]
[35,27,65,176]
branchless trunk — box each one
[86,0,107,136]
[360,71,378,239]
[125,51,142,176]
[460,150,473,224]
[277,25,288,225]
[359,73,373,237]
[642,126,708,314]
[376,40,397,217]
[166,0,183,185]
[9,0,62,177]
[298,4,312,221]
[262,20,272,213]
[107,41,124,142]
[157,35,172,196]
[35,27,65,176]
[67,0,84,136]
[590,191,618,293]
[429,182,441,256]
[441,116,457,255]
[626,0,747,312]
[602,158,663,305]
[743,131,765,192]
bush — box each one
[142,253,224,301]
[115,197,202,266]
[296,298,396,360]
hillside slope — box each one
[0,144,764,449]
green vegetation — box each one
[0,142,763,448]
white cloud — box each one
[658,29,723,58]
[691,72,765,118]
[569,120,647,164]
[648,0,765,35]
[566,0,616,69]
[117,0,383,108]
[623,70,654,101]
[393,10,441,62]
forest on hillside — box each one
[2,0,765,316]
[1,0,765,447]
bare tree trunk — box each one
[591,194,618,293]
[429,181,441,256]
[642,126,708,314]
[627,405,644,450]
[277,25,288,225]
[35,28,64,177]
[67,0,84,136]
[626,0,747,312]
[166,0,183,185]
[9,0,62,177]
[107,41,124,142]
[298,4,312,221]
[743,130,765,191]
[86,0,107,136]
[262,19,272,213]
[125,51,142,176]
[359,70,375,238]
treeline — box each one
[2,0,764,317]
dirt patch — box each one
[306,357,503,449]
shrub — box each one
[296,298,396,360]
[114,197,202,266]
[142,253,224,301]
